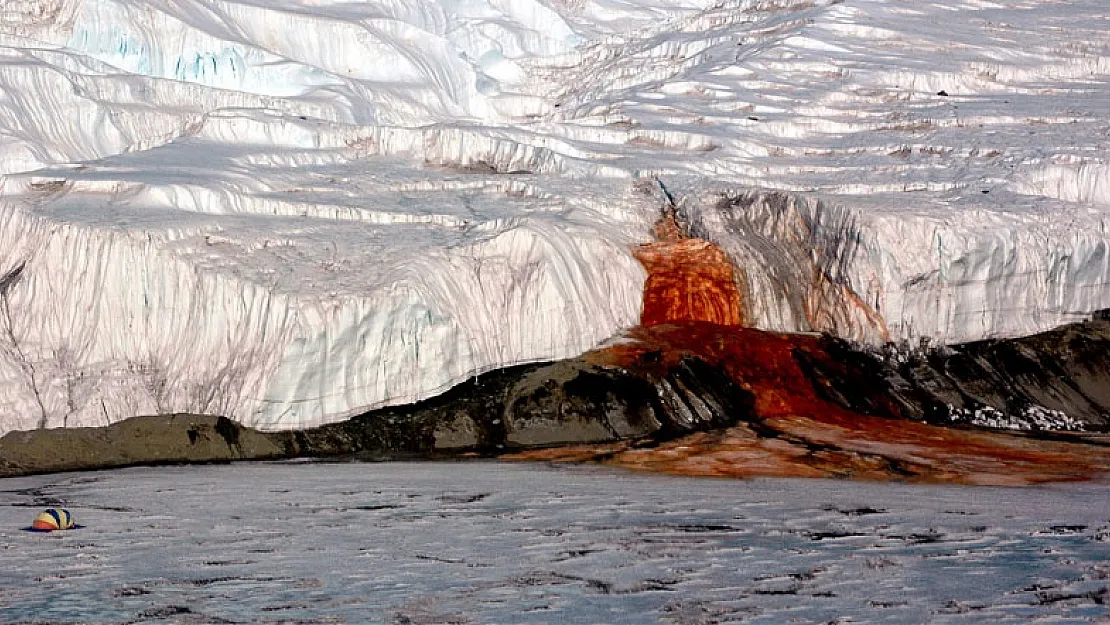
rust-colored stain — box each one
[633,215,744,327]
[512,323,1110,485]
[507,216,1109,485]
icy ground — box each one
[1,462,1108,624]
[1,0,1109,432]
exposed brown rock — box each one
[3,322,1108,483]
[0,415,286,477]
[518,321,1110,485]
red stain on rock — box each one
[507,216,1110,485]
[533,322,1110,484]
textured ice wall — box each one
[684,189,1110,344]
[0,0,1108,434]
[0,160,650,433]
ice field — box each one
[1,462,1108,623]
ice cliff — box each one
[0,0,1107,434]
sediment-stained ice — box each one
[0,0,1108,432]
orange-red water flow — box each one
[633,216,744,327]
[525,322,1110,484]
[507,218,1110,485]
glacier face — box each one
[0,0,1108,434]
[0,145,651,432]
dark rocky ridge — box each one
[806,317,1110,432]
[275,356,750,460]
[0,317,1108,479]
[0,355,753,477]
[0,415,288,477]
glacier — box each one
[0,0,1108,434]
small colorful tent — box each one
[30,508,77,532]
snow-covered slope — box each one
[0,0,1107,433]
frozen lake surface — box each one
[1,461,1108,624]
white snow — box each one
[946,403,1087,433]
[1,462,1108,623]
[0,0,1108,433]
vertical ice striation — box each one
[0,158,650,433]
[683,189,1110,345]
